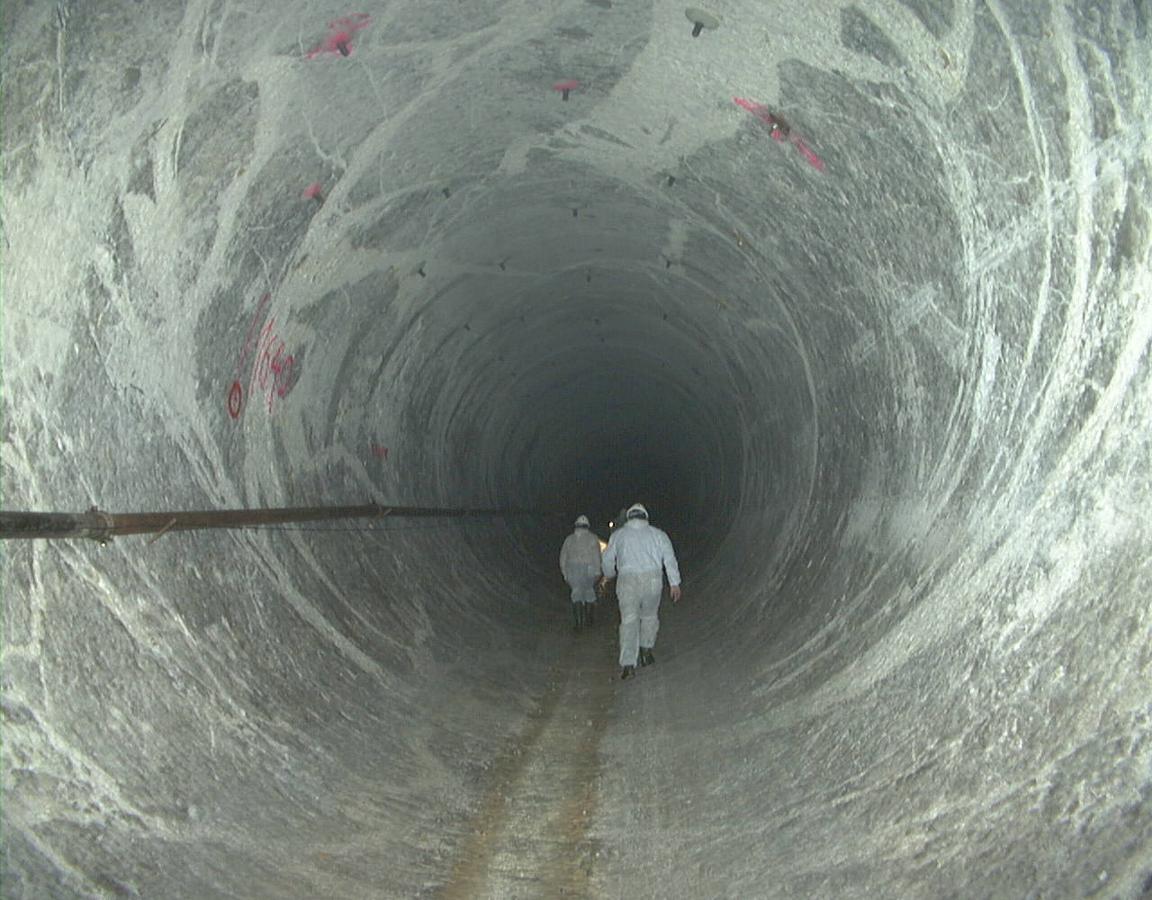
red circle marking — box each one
[227,381,243,419]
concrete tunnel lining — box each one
[1,0,1151,896]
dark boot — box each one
[586,603,595,626]
[639,648,655,667]
[621,665,635,680]
[572,605,582,631]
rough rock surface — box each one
[2,1,1149,896]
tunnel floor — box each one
[441,609,615,899]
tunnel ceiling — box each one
[2,0,1151,897]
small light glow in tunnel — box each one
[1,0,1150,897]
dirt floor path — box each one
[439,609,618,899]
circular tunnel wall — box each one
[2,1,1150,897]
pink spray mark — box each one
[371,443,389,460]
[734,96,780,128]
[553,79,580,101]
[302,182,325,202]
[791,138,825,172]
[305,13,372,59]
[733,97,825,172]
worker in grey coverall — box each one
[559,515,602,630]
[599,503,682,679]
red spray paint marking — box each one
[305,13,372,59]
[250,316,296,414]
[236,292,272,377]
[733,97,825,172]
[227,381,243,419]
[302,182,325,201]
[371,444,389,460]
[226,292,298,419]
[226,292,271,418]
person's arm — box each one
[601,535,618,582]
[660,532,682,602]
[559,537,570,576]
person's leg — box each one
[637,573,663,664]
[574,574,598,626]
[616,575,641,670]
[568,580,582,630]
[572,575,595,630]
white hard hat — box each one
[574,515,590,527]
[626,503,648,520]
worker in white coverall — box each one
[599,503,682,679]
[559,515,603,630]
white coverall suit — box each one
[601,518,681,667]
[559,528,603,607]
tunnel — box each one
[2,0,1151,896]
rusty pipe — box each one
[0,504,552,543]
